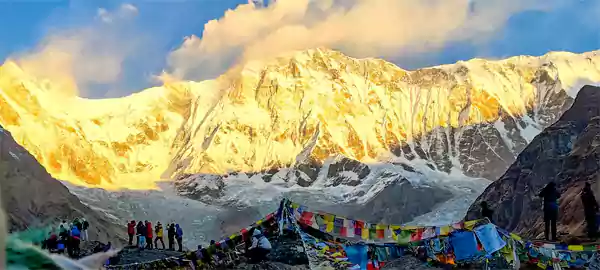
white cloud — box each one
[10,3,142,97]
[164,0,553,81]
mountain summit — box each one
[1,49,600,190]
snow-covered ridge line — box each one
[0,48,599,189]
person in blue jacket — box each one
[175,224,183,252]
[70,225,81,257]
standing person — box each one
[127,220,136,246]
[81,218,89,241]
[70,225,81,258]
[539,182,561,241]
[136,221,146,250]
[59,220,68,234]
[73,218,82,231]
[581,182,599,239]
[145,221,153,249]
[154,222,165,249]
[175,224,183,252]
[480,201,494,222]
[168,223,176,251]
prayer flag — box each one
[410,228,423,242]
[316,214,326,227]
[568,245,584,251]
[376,224,386,239]
[464,220,479,230]
[440,226,453,236]
[369,224,377,239]
[323,214,335,223]
[422,227,436,239]
[300,211,314,225]
[326,222,334,233]
[362,223,370,240]
[355,220,365,238]
[395,230,411,244]
[344,219,354,238]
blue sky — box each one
[1,0,599,98]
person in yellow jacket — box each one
[154,222,165,249]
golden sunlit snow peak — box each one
[1,48,600,190]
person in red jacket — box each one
[145,221,154,249]
[127,220,136,246]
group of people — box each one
[480,181,600,241]
[191,226,273,268]
[127,220,184,252]
[42,217,91,258]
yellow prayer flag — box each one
[361,228,369,240]
[537,261,547,269]
[324,214,334,222]
[326,222,334,233]
[376,224,387,230]
[229,234,237,240]
[440,226,451,236]
[510,233,522,241]
[464,220,478,230]
[256,219,263,225]
[568,245,584,251]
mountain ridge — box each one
[1,48,600,190]
[0,124,124,243]
[466,85,600,239]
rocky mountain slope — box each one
[0,125,123,243]
[466,85,600,239]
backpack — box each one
[71,227,81,237]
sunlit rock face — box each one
[0,48,600,192]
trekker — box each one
[59,220,68,234]
[154,222,165,249]
[480,201,494,222]
[145,221,154,249]
[81,218,89,241]
[137,221,146,250]
[581,182,599,239]
[70,225,81,257]
[168,223,176,251]
[175,224,183,252]
[247,229,272,263]
[127,220,136,246]
[539,182,561,241]
[73,218,82,231]
[45,233,58,252]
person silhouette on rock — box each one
[480,201,494,223]
[539,182,561,241]
[581,182,599,239]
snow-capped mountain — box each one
[1,48,600,239]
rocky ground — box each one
[108,247,186,266]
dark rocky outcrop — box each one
[0,125,124,244]
[311,172,454,224]
[466,85,600,239]
[326,156,371,187]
